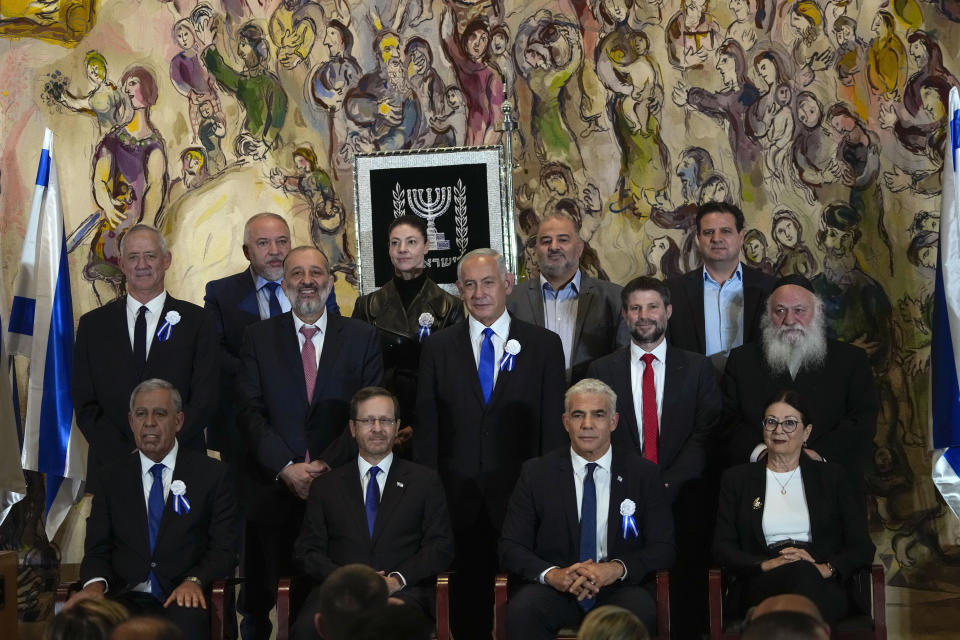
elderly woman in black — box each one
[713,389,875,625]
[352,215,462,441]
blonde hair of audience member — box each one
[576,604,650,640]
[45,598,129,640]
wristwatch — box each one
[183,576,203,586]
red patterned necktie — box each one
[640,353,658,463]
[300,326,319,401]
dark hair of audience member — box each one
[317,564,389,640]
[741,611,829,640]
[348,603,433,640]
[44,598,129,640]
[110,616,184,640]
[576,604,650,640]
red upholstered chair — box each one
[493,570,672,640]
[707,564,887,640]
[276,573,451,640]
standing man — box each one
[73,224,218,489]
[65,379,239,640]
[236,245,382,640]
[415,248,567,640]
[666,202,775,370]
[508,211,625,381]
[292,386,454,639]
[499,378,674,639]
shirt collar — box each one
[629,336,668,363]
[570,443,613,475]
[139,439,179,477]
[468,309,511,342]
[358,451,394,480]
[254,272,282,291]
[702,262,744,287]
[127,291,167,316]
[293,309,328,335]
[540,269,582,294]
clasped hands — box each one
[279,460,330,499]
[544,560,624,601]
[761,547,833,578]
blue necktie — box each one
[263,281,283,318]
[365,466,381,538]
[148,463,165,599]
[478,327,495,404]
[579,462,598,611]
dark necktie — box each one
[133,305,147,367]
[579,461,598,611]
[365,466,381,537]
[147,463,165,599]
[478,327,495,404]
[263,281,283,318]
[641,353,659,463]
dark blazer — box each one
[80,449,240,595]
[507,274,626,381]
[237,311,383,520]
[587,344,721,503]
[720,339,878,477]
[665,263,775,354]
[72,295,218,480]
[413,316,567,529]
[713,458,875,581]
[294,457,454,590]
[203,270,341,454]
[499,446,675,586]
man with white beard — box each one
[720,275,878,493]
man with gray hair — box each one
[500,377,674,639]
[415,248,566,640]
[73,224,218,490]
[721,275,878,490]
[66,378,239,640]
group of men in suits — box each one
[65,199,877,639]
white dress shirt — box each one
[630,338,667,449]
[357,453,406,588]
[540,271,581,373]
[254,270,291,320]
[292,310,328,368]
[126,291,167,357]
[762,467,812,546]
[468,310,511,386]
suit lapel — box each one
[487,320,520,408]
[558,453,580,550]
[750,464,767,548]
[238,276,261,321]
[572,280,595,354]
[372,461,407,543]
[154,453,185,546]
[457,322,486,407]
[607,453,628,550]
[343,464,372,542]
[277,314,310,407]
[613,349,641,452]
[125,455,152,556]
[684,272,706,353]
[114,299,139,378]
[658,347,684,466]
[525,281,546,328]
[144,295,177,374]
[312,313,344,405]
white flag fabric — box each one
[9,129,87,540]
[0,275,26,528]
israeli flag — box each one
[0,271,26,528]
[932,88,960,520]
[8,129,87,540]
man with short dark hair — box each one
[666,202,775,370]
[291,386,454,639]
[66,379,239,640]
[313,564,388,640]
[73,224,218,490]
[741,611,830,640]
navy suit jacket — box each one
[665,263,775,354]
[80,449,240,595]
[72,295,218,482]
[499,446,675,586]
[587,344,721,503]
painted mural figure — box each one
[649,146,715,271]
[170,19,222,142]
[785,0,834,87]
[197,98,227,172]
[268,0,325,70]
[203,21,288,157]
[309,19,361,175]
[725,0,760,51]
[791,90,838,204]
[565,0,610,136]
[771,208,816,277]
[833,17,870,119]
[867,11,907,102]
[440,5,503,146]
[646,235,685,279]
[167,146,211,203]
[664,0,721,69]
[747,51,795,191]
[55,50,128,132]
[405,37,450,146]
[84,67,169,301]
[742,228,775,275]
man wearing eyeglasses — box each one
[290,386,455,640]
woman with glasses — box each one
[712,389,875,626]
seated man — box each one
[499,378,675,639]
[292,387,455,640]
[65,379,240,640]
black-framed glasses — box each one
[762,417,800,433]
[354,417,397,427]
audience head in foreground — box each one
[741,611,830,640]
[314,564,389,640]
[45,598,129,640]
[576,604,649,640]
[348,603,433,640]
[111,616,184,640]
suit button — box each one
[150,562,157,568]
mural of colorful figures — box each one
[3,0,960,626]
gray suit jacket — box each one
[507,273,626,381]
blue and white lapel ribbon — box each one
[621,514,639,539]
[156,310,181,343]
[417,313,434,343]
[417,325,431,342]
[173,493,191,515]
[499,339,521,372]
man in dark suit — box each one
[237,245,383,640]
[508,211,625,381]
[291,386,454,639]
[414,248,567,640]
[666,202,775,370]
[499,378,675,639]
[722,276,878,489]
[65,379,239,640]
[203,212,339,464]
[72,224,218,489]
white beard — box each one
[761,311,828,377]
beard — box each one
[289,282,332,318]
[386,59,407,92]
[760,311,828,377]
[630,320,667,346]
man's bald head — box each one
[749,594,825,623]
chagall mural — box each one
[3,0,960,623]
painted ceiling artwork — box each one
[3,0,960,615]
